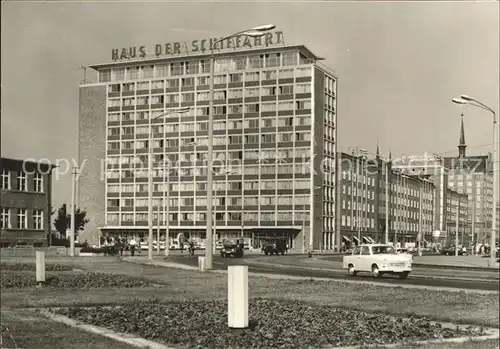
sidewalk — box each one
[122,256,201,270]
[412,255,499,269]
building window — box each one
[279,85,294,95]
[33,209,43,230]
[185,61,200,75]
[245,104,260,113]
[262,70,277,80]
[17,208,27,229]
[278,101,294,111]
[245,72,259,82]
[1,169,10,190]
[1,208,11,229]
[99,69,111,82]
[245,87,260,97]
[296,83,311,94]
[34,172,43,192]
[282,52,297,66]
[17,171,27,191]
[249,55,264,69]
[279,68,294,78]
[228,88,243,99]
[296,100,311,110]
[229,73,243,83]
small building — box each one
[0,157,56,247]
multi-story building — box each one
[496,203,500,237]
[392,153,449,240]
[0,157,55,247]
[444,188,469,246]
[78,37,337,250]
[445,117,494,245]
[336,149,435,249]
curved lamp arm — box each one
[459,95,496,119]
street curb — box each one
[412,263,500,271]
[37,308,175,349]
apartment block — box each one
[78,41,337,249]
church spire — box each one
[376,142,380,157]
[458,114,466,158]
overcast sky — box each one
[1,1,498,208]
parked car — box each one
[261,239,288,256]
[220,239,244,258]
[342,244,412,279]
[215,241,224,250]
[440,246,468,256]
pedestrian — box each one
[129,237,137,256]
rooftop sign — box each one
[111,31,285,61]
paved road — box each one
[164,254,500,291]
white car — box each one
[342,244,412,279]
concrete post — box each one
[36,251,46,285]
[198,256,206,272]
[228,265,248,328]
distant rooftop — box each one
[0,157,57,172]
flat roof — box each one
[88,44,324,71]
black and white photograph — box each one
[1,1,499,348]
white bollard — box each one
[228,265,248,328]
[36,251,46,284]
[198,256,206,271]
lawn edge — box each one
[37,308,175,349]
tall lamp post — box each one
[148,107,191,261]
[212,168,236,254]
[452,95,498,265]
[205,24,277,270]
[163,140,196,257]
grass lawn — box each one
[0,308,137,349]
[3,258,497,327]
[1,257,499,349]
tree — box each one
[53,204,89,239]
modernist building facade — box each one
[392,153,451,238]
[443,187,469,246]
[0,158,55,247]
[445,117,494,245]
[336,150,435,249]
[79,42,337,250]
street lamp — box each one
[212,168,237,254]
[148,107,191,261]
[452,95,498,265]
[303,185,322,253]
[205,24,277,270]
[163,140,196,257]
